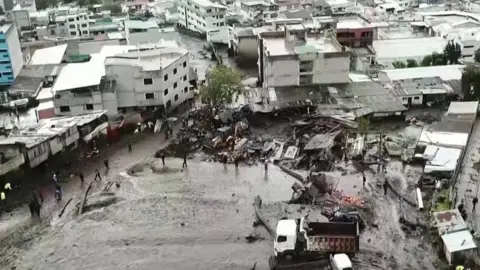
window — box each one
[299,75,312,85]
[183,75,187,81]
[361,31,372,38]
[0,39,5,43]
[184,86,188,92]
[70,32,76,36]
[0,61,9,64]
[299,61,313,72]
[69,25,76,29]
[174,94,179,101]
[164,89,169,95]
[144,78,153,85]
[206,8,212,12]
[164,74,168,81]
[173,68,177,74]
[82,31,88,35]
[68,18,75,22]
[85,104,94,110]
[145,93,155,99]
[464,45,474,49]
[277,236,287,242]
[463,54,473,58]
[60,106,70,112]
[81,24,87,27]
[183,61,187,68]
[413,96,420,100]
[173,82,177,88]
[166,100,172,108]
[219,22,224,26]
[219,15,224,18]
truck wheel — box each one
[284,253,294,261]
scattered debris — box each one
[244,232,265,243]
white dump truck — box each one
[269,217,359,270]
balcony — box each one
[0,154,25,176]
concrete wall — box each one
[49,136,64,155]
[11,10,31,29]
[54,89,104,116]
[400,95,423,106]
[7,24,23,78]
[0,154,24,176]
[264,53,350,87]
[65,126,80,146]
[26,141,50,168]
[107,53,190,111]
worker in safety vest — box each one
[456,265,465,270]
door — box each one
[407,97,412,108]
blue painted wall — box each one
[0,33,14,85]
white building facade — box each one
[176,0,227,34]
[258,29,350,88]
[105,47,192,113]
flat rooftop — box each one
[29,44,67,65]
[379,65,464,81]
[337,18,369,29]
[264,37,339,56]
[373,37,447,60]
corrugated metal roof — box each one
[441,230,476,253]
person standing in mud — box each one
[474,197,478,211]
[362,173,366,187]
[128,143,132,153]
[94,169,102,181]
[383,180,388,195]
[104,159,109,171]
[160,152,166,166]
[234,157,239,168]
[182,154,188,168]
[79,172,84,183]
[264,160,268,171]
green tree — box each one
[103,4,122,14]
[357,117,370,146]
[77,0,99,6]
[475,49,480,63]
[444,40,462,64]
[461,64,480,101]
[392,61,406,69]
[349,51,357,71]
[144,10,154,18]
[406,59,418,68]
[420,54,433,66]
[200,65,243,107]
[431,52,448,65]
[36,0,57,10]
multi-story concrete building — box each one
[105,47,192,113]
[257,25,350,88]
[0,23,23,86]
[65,13,90,37]
[177,0,227,34]
[240,1,279,22]
[335,15,377,48]
[52,44,192,117]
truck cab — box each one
[330,254,354,270]
[274,219,298,260]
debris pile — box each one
[407,112,439,125]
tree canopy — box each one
[200,65,243,107]
[475,49,480,63]
[406,59,418,68]
[461,64,480,101]
[103,4,122,14]
[444,40,462,64]
[392,61,406,69]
